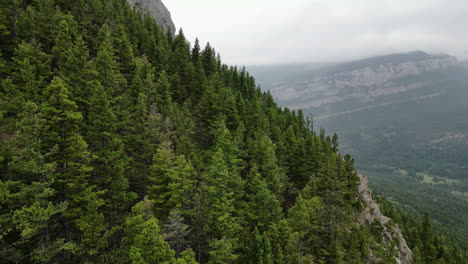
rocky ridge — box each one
[271,52,459,109]
[331,55,457,89]
[127,0,176,35]
[358,174,413,264]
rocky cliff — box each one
[358,174,413,264]
[332,54,457,89]
[268,51,459,110]
[127,0,176,35]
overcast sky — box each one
[164,0,468,65]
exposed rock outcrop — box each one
[358,174,413,264]
[332,55,457,90]
[127,0,176,35]
[269,51,459,110]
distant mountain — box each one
[251,51,468,248]
[252,51,458,110]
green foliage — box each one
[202,149,240,249]
[244,167,282,231]
[207,236,238,264]
[2,1,464,263]
[86,78,136,221]
[421,212,436,263]
[73,187,107,259]
[149,143,196,220]
[247,228,273,264]
[124,200,175,264]
[287,193,323,261]
[247,134,284,197]
[1,41,51,116]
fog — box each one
[164,0,468,65]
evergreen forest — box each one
[0,0,466,263]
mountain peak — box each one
[330,51,457,74]
[127,0,176,35]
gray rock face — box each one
[268,52,459,110]
[331,56,457,90]
[358,174,413,264]
[127,0,176,35]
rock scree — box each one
[358,174,413,264]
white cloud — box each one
[164,0,468,65]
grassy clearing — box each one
[417,172,459,185]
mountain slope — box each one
[0,1,465,263]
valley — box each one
[250,52,468,249]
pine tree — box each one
[331,133,339,153]
[169,29,193,103]
[17,0,64,49]
[247,134,284,197]
[164,209,190,256]
[208,236,238,264]
[248,227,273,264]
[201,149,240,263]
[172,103,198,159]
[421,212,436,264]
[52,18,89,109]
[40,77,92,204]
[2,41,51,115]
[148,142,175,218]
[174,249,199,264]
[0,1,15,57]
[201,42,217,77]
[95,24,125,97]
[0,48,6,75]
[86,79,135,223]
[6,102,55,182]
[244,167,282,231]
[11,197,70,263]
[124,58,160,197]
[287,193,323,259]
[73,187,107,260]
[113,24,135,78]
[412,247,424,264]
[129,58,146,105]
[191,38,201,64]
[155,70,174,116]
[211,121,243,200]
[148,144,196,219]
[191,57,207,102]
[39,77,109,262]
[123,200,176,264]
[0,101,70,263]
[167,155,196,212]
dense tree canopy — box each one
[0,0,465,263]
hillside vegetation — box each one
[0,0,466,263]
